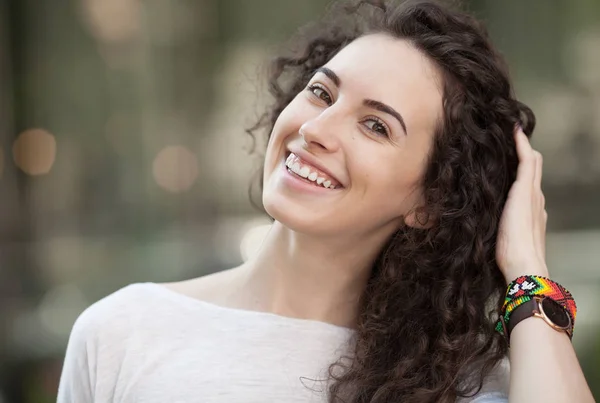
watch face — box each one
[541,298,571,328]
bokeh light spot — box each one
[80,0,141,45]
[12,128,57,175]
[152,145,199,193]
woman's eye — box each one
[363,118,390,137]
[307,84,332,105]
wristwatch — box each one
[501,295,573,340]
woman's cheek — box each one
[273,99,310,137]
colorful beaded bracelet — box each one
[495,275,577,336]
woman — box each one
[57,1,594,402]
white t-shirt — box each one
[57,283,510,403]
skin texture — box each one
[263,34,442,243]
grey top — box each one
[57,283,509,403]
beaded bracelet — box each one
[495,275,577,336]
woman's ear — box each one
[404,206,436,229]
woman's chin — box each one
[263,194,340,236]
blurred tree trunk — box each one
[0,0,39,398]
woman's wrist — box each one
[496,273,577,342]
[502,261,549,285]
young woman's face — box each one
[262,34,444,238]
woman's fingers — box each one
[514,127,536,185]
[517,128,547,261]
[514,126,532,160]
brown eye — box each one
[363,117,390,137]
[307,84,333,105]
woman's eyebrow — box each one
[314,67,341,86]
[314,66,408,136]
[363,99,408,136]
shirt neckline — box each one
[142,282,357,336]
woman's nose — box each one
[298,110,343,152]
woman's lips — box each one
[285,153,342,189]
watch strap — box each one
[496,275,578,342]
[504,296,573,341]
[506,298,538,338]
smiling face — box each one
[262,34,444,238]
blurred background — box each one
[0,0,599,401]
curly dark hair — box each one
[246,0,536,402]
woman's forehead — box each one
[325,34,440,90]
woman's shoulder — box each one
[69,283,163,341]
[69,269,241,345]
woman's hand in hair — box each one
[495,126,549,284]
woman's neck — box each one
[230,221,389,329]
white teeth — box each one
[299,166,310,178]
[285,153,340,190]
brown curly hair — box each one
[246,0,536,401]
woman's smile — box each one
[285,152,343,189]
[280,155,344,194]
